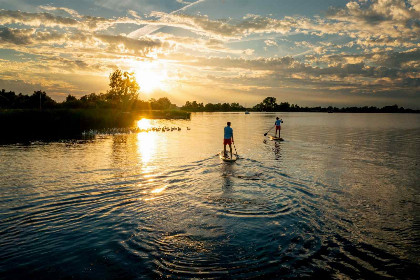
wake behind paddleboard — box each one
[220,152,237,162]
[269,136,284,141]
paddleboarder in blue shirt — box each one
[275,117,283,138]
[223,122,234,159]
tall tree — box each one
[107,69,140,109]
[262,97,277,111]
[254,96,277,111]
[156,97,172,109]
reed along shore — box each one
[0,108,190,143]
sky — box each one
[0,0,419,108]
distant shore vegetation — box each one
[181,97,419,113]
[0,89,185,113]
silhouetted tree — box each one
[278,102,290,111]
[182,101,245,112]
[262,97,277,111]
[62,94,82,108]
[253,97,277,111]
[154,97,172,109]
[66,95,77,102]
[0,90,16,108]
[107,69,140,109]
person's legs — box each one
[224,143,227,157]
[229,144,233,159]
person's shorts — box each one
[276,125,281,130]
[223,139,232,145]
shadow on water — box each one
[221,162,234,191]
[263,138,282,161]
[273,141,282,160]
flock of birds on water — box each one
[135,126,191,133]
[82,126,191,137]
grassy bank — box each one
[0,108,190,143]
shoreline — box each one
[0,108,190,144]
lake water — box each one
[1,112,419,279]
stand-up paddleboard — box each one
[269,136,284,141]
[220,152,237,162]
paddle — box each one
[264,125,275,136]
[233,142,239,159]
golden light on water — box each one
[151,185,167,194]
[135,117,168,197]
[136,129,156,164]
[137,118,152,130]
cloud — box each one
[0,9,146,31]
[148,32,251,54]
[264,39,278,46]
[323,0,420,40]
[329,0,419,23]
[0,9,78,28]
[176,0,194,5]
[171,52,418,98]
[137,12,297,39]
[128,10,142,19]
[0,78,45,94]
[0,28,34,45]
[39,5,82,18]
[243,49,254,55]
[374,48,420,68]
[0,27,166,58]
[0,27,65,45]
[127,1,419,52]
[94,34,165,56]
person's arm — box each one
[231,129,234,143]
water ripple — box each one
[1,113,419,279]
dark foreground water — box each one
[1,112,419,279]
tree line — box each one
[181,101,245,112]
[252,97,418,113]
[0,69,176,111]
[0,89,177,111]
[2,91,417,113]
[1,69,418,113]
[181,97,418,113]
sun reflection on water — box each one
[137,128,156,164]
[137,118,152,131]
[135,118,170,200]
[151,185,167,194]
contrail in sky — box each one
[128,0,206,38]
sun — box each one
[132,61,168,93]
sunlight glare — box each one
[137,118,152,130]
[132,61,168,93]
[151,185,167,194]
[137,131,156,164]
